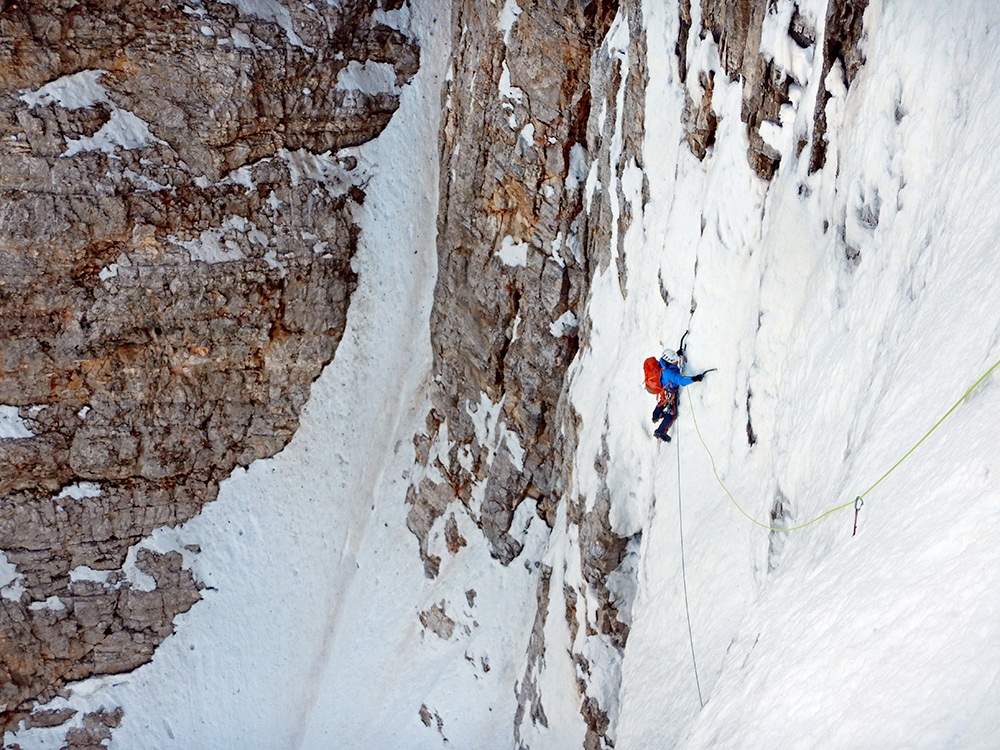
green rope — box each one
[689,355,1000,533]
[856,356,1000,498]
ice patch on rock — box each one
[19,70,109,110]
[63,109,158,157]
[29,596,67,612]
[549,311,578,338]
[497,0,522,45]
[499,61,524,103]
[170,215,254,264]
[55,482,102,501]
[69,566,113,585]
[0,552,25,602]
[219,0,314,52]
[19,69,162,157]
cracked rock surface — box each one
[0,0,417,734]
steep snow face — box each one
[604,0,1000,747]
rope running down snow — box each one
[689,355,1000,533]
[675,428,704,708]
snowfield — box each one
[11,0,1000,747]
[613,1,1000,747]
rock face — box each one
[0,0,417,735]
[408,0,619,575]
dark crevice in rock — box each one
[582,695,612,750]
[767,488,791,572]
[683,70,719,161]
[743,56,790,180]
[513,564,552,747]
[808,0,869,173]
[789,4,817,49]
[573,438,635,651]
[676,0,693,84]
[658,272,671,307]
[746,387,758,446]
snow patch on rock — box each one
[0,405,34,439]
[497,235,529,267]
[335,60,400,95]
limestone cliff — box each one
[0,0,417,739]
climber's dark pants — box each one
[652,388,678,440]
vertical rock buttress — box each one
[410,0,648,745]
[408,0,619,574]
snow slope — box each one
[606,1,1000,747]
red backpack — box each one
[643,357,665,397]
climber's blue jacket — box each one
[660,360,694,389]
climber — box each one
[643,347,706,442]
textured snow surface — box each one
[611,1,1000,748]
[11,0,1000,747]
